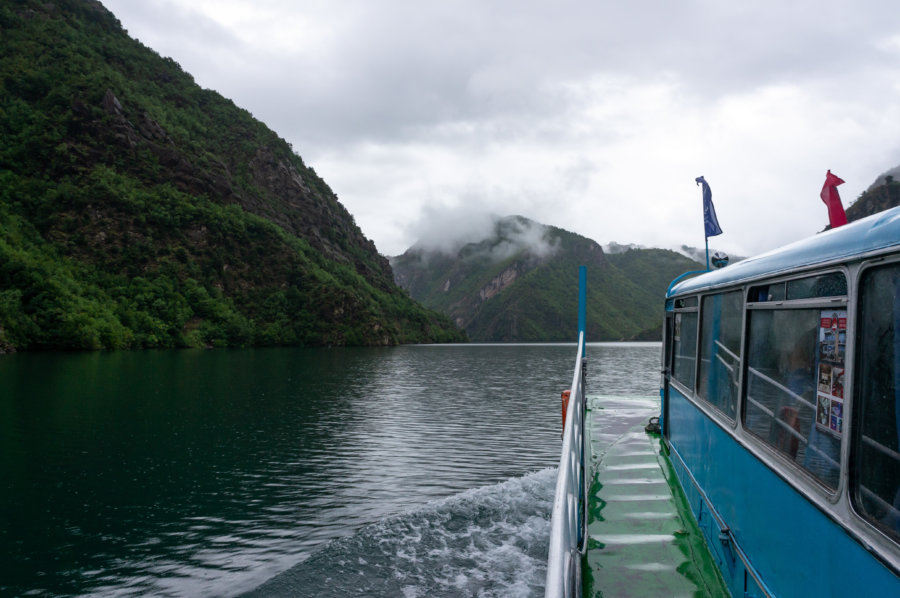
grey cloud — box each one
[406,206,497,255]
[484,217,561,262]
[105,0,900,155]
[99,0,900,259]
[408,207,559,263]
[107,1,241,62]
[106,0,900,139]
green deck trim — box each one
[583,396,729,598]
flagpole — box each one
[705,236,710,271]
[695,175,722,271]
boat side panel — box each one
[668,385,900,597]
[664,442,761,598]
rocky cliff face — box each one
[87,82,394,291]
[479,264,520,301]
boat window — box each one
[675,296,698,309]
[749,272,847,304]
[749,282,785,303]
[852,263,900,544]
[787,272,848,300]
[697,291,743,419]
[672,311,698,390]
[743,307,843,489]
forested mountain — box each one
[392,216,702,342]
[0,0,465,352]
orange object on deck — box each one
[561,389,571,430]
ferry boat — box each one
[546,206,900,596]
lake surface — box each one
[0,342,660,597]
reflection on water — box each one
[0,342,660,597]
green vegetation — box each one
[0,0,464,351]
[392,216,702,342]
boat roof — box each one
[668,206,900,297]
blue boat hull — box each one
[667,385,900,597]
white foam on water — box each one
[244,468,557,597]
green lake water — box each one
[0,343,660,597]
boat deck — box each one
[583,395,728,597]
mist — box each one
[404,207,559,262]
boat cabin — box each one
[662,206,900,596]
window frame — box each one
[850,257,900,546]
[670,295,700,395]
[696,289,744,423]
[740,268,850,498]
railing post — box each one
[578,265,588,555]
[578,265,586,358]
[546,268,589,598]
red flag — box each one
[820,170,847,229]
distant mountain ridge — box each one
[847,171,900,222]
[0,0,464,351]
[864,165,900,194]
[392,216,703,342]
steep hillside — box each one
[0,0,464,351]
[847,174,900,222]
[392,216,702,342]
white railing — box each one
[545,331,587,598]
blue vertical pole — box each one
[578,265,587,357]
[705,235,711,271]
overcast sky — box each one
[101,0,900,258]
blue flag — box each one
[695,176,722,237]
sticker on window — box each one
[816,310,846,437]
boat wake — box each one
[243,468,556,598]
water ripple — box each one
[0,342,660,597]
